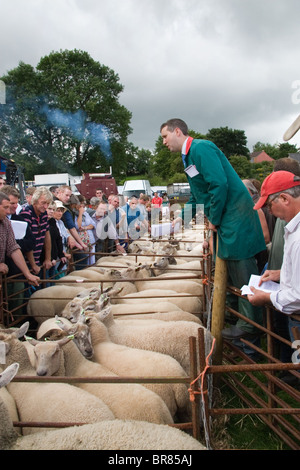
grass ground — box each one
[208,374,298,450]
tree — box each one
[126,146,153,177]
[251,161,274,182]
[206,126,249,159]
[228,155,252,179]
[0,49,132,178]
[252,141,299,160]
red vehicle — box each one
[75,172,118,201]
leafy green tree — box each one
[0,49,132,178]
[206,126,249,159]
[251,161,274,182]
[126,146,153,177]
[228,155,252,179]
[252,141,298,160]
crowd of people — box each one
[0,181,171,288]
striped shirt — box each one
[18,205,49,266]
[270,211,300,314]
[0,217,20,263]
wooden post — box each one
[211,249,227,365]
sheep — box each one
[116,289,202,314]
[27,331,174,425]
[80,284,202,316]
[60,292,200,324]
[64,267,138,297]
[0,364,206,450]
[113,305,202,324]
[0,327,22,435]
[55,274,102,289]
[27,285,88,324]
[36,315,94,359]
[0,323,115,434]
[61,295,110,323]
[157,271,203,284]
[164,259,203,275]
[133,275,203,296]
[86,315,192,422]
[0,383,20,434]
[93,305,213,375]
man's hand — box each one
[0,263,9,275]
[68,236,82,250]
[208,221,218,232]
[258,269,280,286]
[247,287,271,306]
[116,244,126,254]
[31,263,41,275]
[43,260,54,271]
[25,272,40,287]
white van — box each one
[122,179,152,199]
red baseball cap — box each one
[253,171,300,210]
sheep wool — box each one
[0,363,207,451]
[87,316,191,421]
[31,329,174,425]
[0,329,115,435]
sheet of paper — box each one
[241,274,280,296]
[10,220,27,240]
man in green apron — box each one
[160,119,266,353]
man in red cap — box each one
[248,171,300,353]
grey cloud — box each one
[1,0,300,152]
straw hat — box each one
[54,201,67,212]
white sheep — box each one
[86,315,192,422]
[76,286,202,318]
[60,288,202,325]
[36,315,94,359]
[27,331,174,425]
[61,295,110,322]
[0,383,20,434]
[113,305,202,324]
[27,285,88,324]
[0,323,115,434]
[118,264,203,296]
[0,364,205,450]
[116,289,202,314]
[93,306,213,375]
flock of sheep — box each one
[0,227,213,451]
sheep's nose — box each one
[85,348,93,359]
[37,369,47,377]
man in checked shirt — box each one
[0,192,39,286]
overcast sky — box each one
[1,0,300,153]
